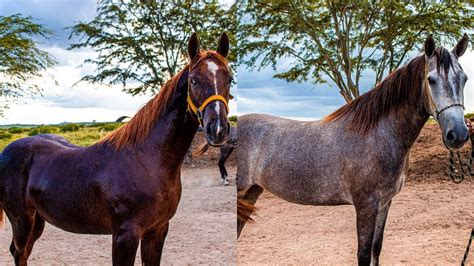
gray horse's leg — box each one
[355,201,380,266]
[371,200,392,265]
[237,185,264,238]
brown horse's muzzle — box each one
[202,101,229,146]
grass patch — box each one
[0,123,123,151]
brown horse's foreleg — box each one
[355,201,380,266]
[112,224,140,266]
[372,200,392,265]
[237,185,263,238]
[140,222,169,265]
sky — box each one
[0,1,473,124]
[0,0,236,125]
[238,52,474,120]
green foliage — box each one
[0,123,125,151]
[229,115,237,125]
[28,125,59,136]
[99,123,121,132]
[466,113,474,119]
[237,1,474,102]
[0,132,12,140]
[7,127,26,134]
[0,14,56,113]
[60,123,80,132]
[69,0,236,95]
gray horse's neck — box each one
[384,99,430,151]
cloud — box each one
[2,46,237,125]
[0,0,97,47]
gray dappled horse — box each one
[237,35,470,265]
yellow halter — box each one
[186,67,230,126]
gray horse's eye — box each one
[427,76,436,85]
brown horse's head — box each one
[423,35,470,150]
[187,33,232,146]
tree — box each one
[69,0,236,95]
[237,0,474,102]
[0,14,56,114]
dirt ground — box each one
[238,124,474,265]
[0,132,237,265]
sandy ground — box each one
[238,124,474,265]
[238,182,473,265]
[0,166,236,265]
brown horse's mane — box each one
[321,48,452,134]
[97,51,228,150]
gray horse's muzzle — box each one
[438,107,469,150]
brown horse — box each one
[0,33,232,265]
[237,35,470,265]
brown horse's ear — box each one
[424,35,436,58]
[217,32,229,58]
[188,33,200,61]
[453,33,469,58]
[229,94,234,100]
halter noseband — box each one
[435,103,465,120]
[186,66,230,126]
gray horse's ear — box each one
[424,35,436,58]
[217,32,229,58]
[188,33,200,61]
[453,34,469,58]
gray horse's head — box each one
[424,35,470,150]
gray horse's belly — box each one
[258,169,353,206]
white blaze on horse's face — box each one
[425,36,469,150]
[206,60,223,132]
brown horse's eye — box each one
[190,78,197,85]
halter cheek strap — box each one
[435,103,465,120]
[187,93,229,126]
[424,80,465,120]
[186,70,229,126]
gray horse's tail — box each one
[237,198,256,224]
[192,142,209,158]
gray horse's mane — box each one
[322,48,453,134]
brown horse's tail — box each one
[192,142,210,158]
[237,198,257,224]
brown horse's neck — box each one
[139,72,199,168]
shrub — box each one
[0,132,12,139]
[28,125,59,136]
[8,127,25,134]
[99,123,121,132]
[229,115,237,123]
[60,123,80,132]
